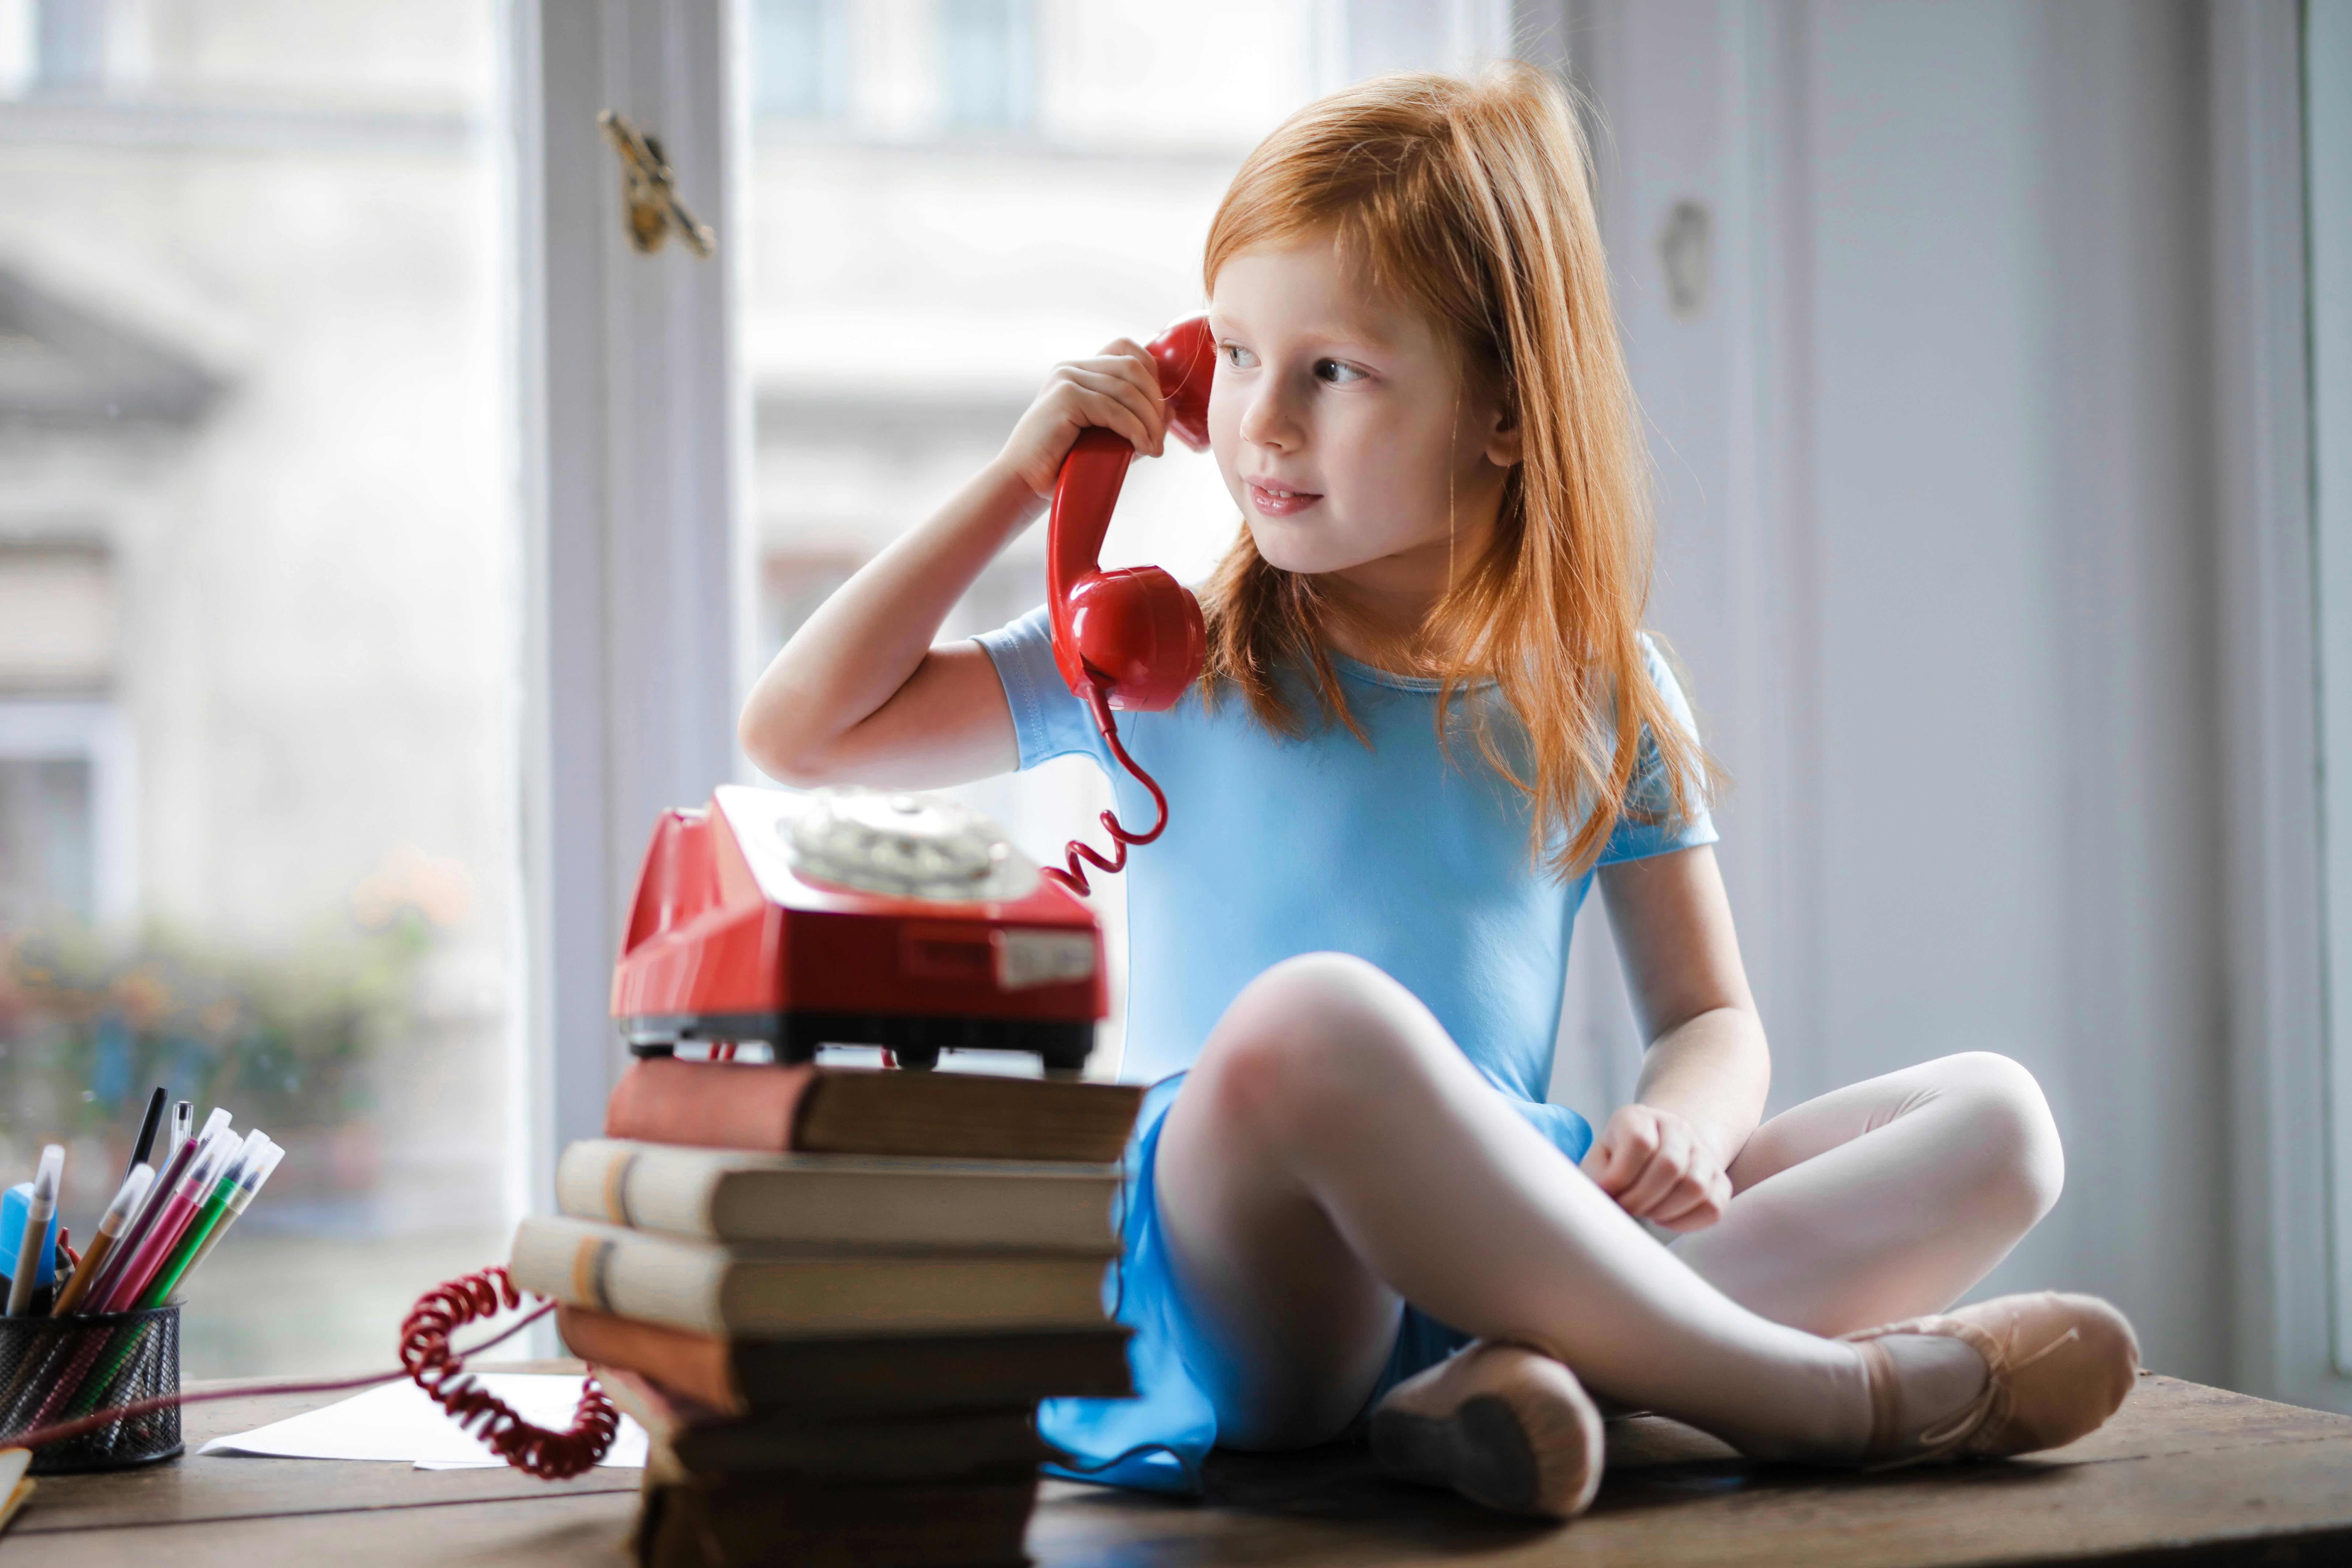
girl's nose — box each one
[1237,384,1302,452]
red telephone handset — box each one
[1040,315,1217,895]
[1046,315,1217,709]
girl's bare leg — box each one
[1672,1053,2065,1335]
[1153,952,1875,1459]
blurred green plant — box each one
[0,912,436,1144]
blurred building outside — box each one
[0,0,1329,1377]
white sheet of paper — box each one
[198,1374,647,1470]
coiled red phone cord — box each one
[398,1266,618,1478]
[0,1268,616,1481]
[1042,679,1172,897]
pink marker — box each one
[96,1127,238,1314]
[85,1106,231,1309]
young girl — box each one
[738,66,2138,1520]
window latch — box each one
[596,110,716,260]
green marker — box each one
[138,1133,274,1309]
[174,1136,283,1284]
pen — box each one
[96,1127,237,1315]
[138,1132,264,1309]
[126,1088,166,1181]
[170,1100,192,1152]
[143,1138,281,1306]
[51,1165,153,1317]
[86,1106,231,1308]
[6,1148,62,1317]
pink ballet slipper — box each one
[1368,1339,1603,1519]
[1845,1291,2140,1467]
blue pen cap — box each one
[0,1181,60,1287]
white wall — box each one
[1537,0,2231,1381]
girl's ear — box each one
[1483,401,1525,469]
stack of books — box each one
[509,1056,1143,1568]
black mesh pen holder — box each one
[0,1304,182,1473]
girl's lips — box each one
[1245,478,1324,518]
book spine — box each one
[556,1140,729,1237]
[509,1216,731,1336]
[557,1305,744,1415]
[605,1057,812,1150]
[556,1140,642,1226]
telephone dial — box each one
[608,315,1217,1074]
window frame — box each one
[2305,0,2352,1381]
[2212,0,2349,1412]
[502,0,754,1222]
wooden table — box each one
[7,1368,2350,1566]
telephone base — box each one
[620,1011,1094,1073]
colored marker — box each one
[57,1136,280,1429]
[51,1164,153,1318]
[169,1100,192,1153]
[143,1138,281,1306]
[96,1127,236,1315]
[126,1088,166,1182]
[138,1132,264,1308]
[6,1148,62,1317]
[87,1107,229,1307]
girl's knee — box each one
[1194,952,1441,1128]
[1934,1051,2065,1222]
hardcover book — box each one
[556,1138,1119,1253]
[510,1216,1111,1339]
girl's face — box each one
[1205,231,1520,606]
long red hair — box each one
[1200,64,1712,876]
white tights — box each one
[1151,953,2065,1461]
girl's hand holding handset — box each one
[997,339,1170,500]
[739,340,1179,789]
[1581,1102,1735,1233]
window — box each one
[0,0,515,1378]
[0,702,130,926]
[753,0,842,120]
[941,0,1024,128]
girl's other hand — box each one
[997,338,1168,500]
[1580,1103,1734,1233]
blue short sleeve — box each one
[974,606,1110,771]
[1596,635,1718,866]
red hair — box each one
[1200,64,1712,876]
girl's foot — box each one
[1368,1339,1602,1519]
[1845,1291,2139,1467]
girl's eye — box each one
[1221,342,1257,370]
[1315,358,1366,385]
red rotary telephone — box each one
[1037,313,1216,894]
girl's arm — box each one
[1579,845,1770,1232]
[738,340,1170,788]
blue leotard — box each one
[975,606,1715,1493]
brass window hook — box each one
[597,110,716,259]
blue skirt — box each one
[1038,1073,1595,1495]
